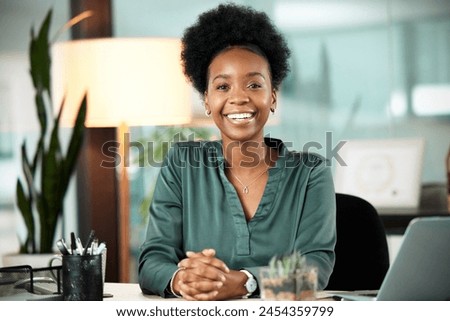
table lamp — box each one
[51,38,193,281]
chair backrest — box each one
[325,193,390,291]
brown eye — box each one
[216,84,229,90]
[248,83,262,89]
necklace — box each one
[228,167,268,194]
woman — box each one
[138,3,336,301]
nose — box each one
[229,87,250,105]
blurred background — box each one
[1,0,449,282]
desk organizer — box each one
[0,264,62,298]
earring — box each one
[205,110,211,117]
[270,108,276,115]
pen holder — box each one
[62,254,103,301]
[50,247,107,285]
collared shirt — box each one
[138,137,336,297]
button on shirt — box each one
[138,137,336,297]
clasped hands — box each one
[172,248,248,300]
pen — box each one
[76,237,84,255]
[91,238,98,255]
[56,239,70,255]
[83,230,96,255]
[70,232,77,255]
[61,238,72,255]
[96,242,106,255]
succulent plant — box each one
[267,251,307,279]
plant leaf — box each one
[39,102,64,252]
[29,9,52,94]
[16,179,36,253]
[61,93,87,194]
[34,92,47,136]
[21,142,40,201]
[30,137,44,177]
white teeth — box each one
[227,113,253,120]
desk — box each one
[378,209,449,235]
[104,283,166,301]
[375,183,450,235]
[103,283,334,301]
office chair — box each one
[325,193,390,291]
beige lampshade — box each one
[51,38,193,127]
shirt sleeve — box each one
[296,157,336,290]
[138,145,185,297]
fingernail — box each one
[186,251,194,256]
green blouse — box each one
[138,138,336,297]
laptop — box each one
[333,216,450,301]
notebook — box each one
[334,138,425,211]
[333,216,450,301]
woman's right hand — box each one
[174,249,249,300]
[173,249,228,300]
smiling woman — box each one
[205,48,276,219]
[138,3,336,301]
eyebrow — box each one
[212,72,266,82]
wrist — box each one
[169,268,184,298]
[240,269,257,298]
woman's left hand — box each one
[176,249,248,300]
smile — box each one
[225,112,255,120]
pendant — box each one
[243,186,249,194]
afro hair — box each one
[181,3,291,94]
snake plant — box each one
[15,9,87,253]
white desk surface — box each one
[103,283,334,301]
[104,283,169,301]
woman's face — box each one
[204,47,276,143]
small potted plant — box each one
[259,251,318,300]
